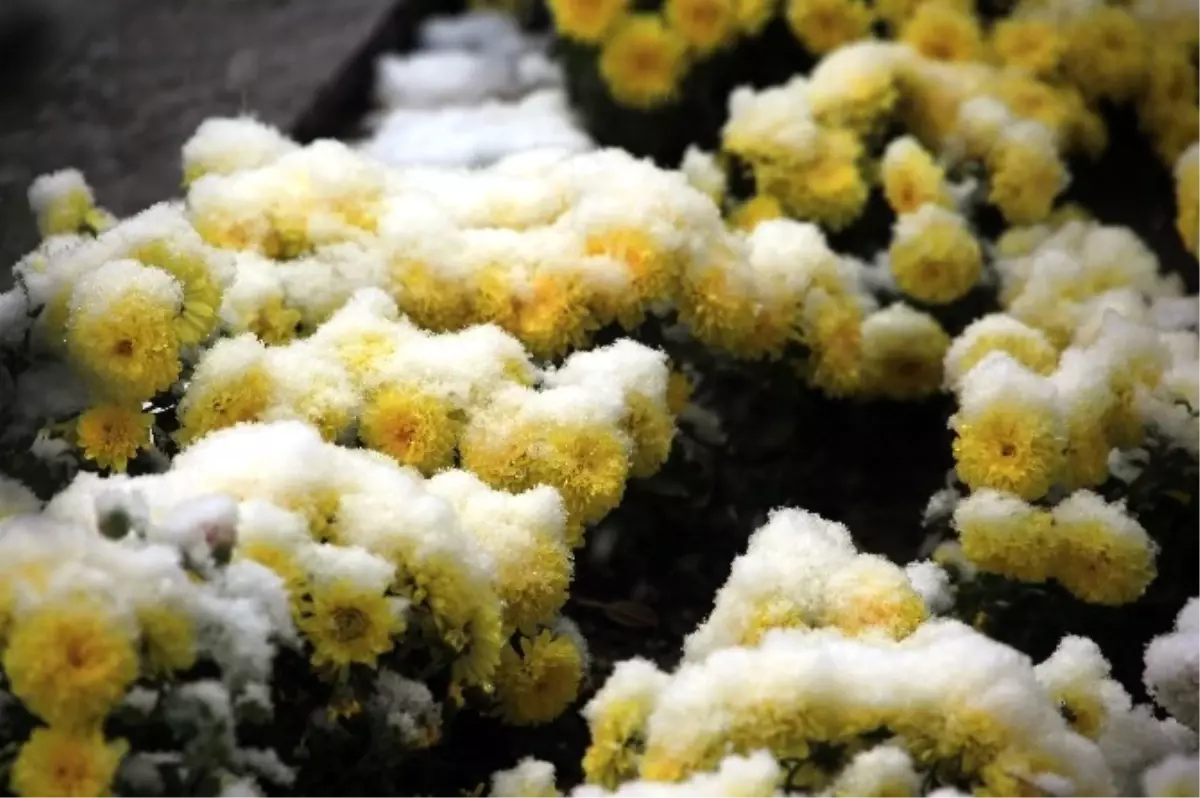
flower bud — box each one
[95,488,147,540]
[159,494,239,567]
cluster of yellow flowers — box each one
[931,214,1199,603]
[713,40,1082,234]
[175,133,715,357]
[0,485,294,796]
[2,119,729,794]
[566,509,1195,797]
[177,289,676,541]
[13,201,231,471]
[681,508,931,659]
[0,412,597,797]
[547,0,1198,200]
[2,22,1196,785]
[18,119,971,411]
[546,0,773,109]
[670,0,1196,251]
[665,208,957,398]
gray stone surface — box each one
[0,0,398,278]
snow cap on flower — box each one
[491,757,559,797]
[182,116,298,182]
[544,339,670,404]
[957,351,1060,420]
[743,218,847,297]
[581,657,670,725]
[722,76,819,159]
[904,560,954,614]
[1142,753,1200,798]
[830,744,921,797]
[679,147,725,205]
[1144,597,1200,730]
[944,313,1058,391]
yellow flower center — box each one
[333,606,369,642]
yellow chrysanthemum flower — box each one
[176,365,275,446]
[977,749,1073,798]
[734,0,775,35]
[1037,637,1115,739]
[10,727,128,798]
[137,604,197,677]
[359,385,461,475]
[527,424,632,532]
[987,74,1074,144]
[821,560,929,639]
[1052,356,1116,491]
[463,418,631,543]
[665,0,739,54]
[784,0,873,56]
[954,490,1057,583]
[860,304,950,400]
[247,295,302,345]
[1148,105,1199,169]
[388,260,473,333]
[396,551,504,694]
[733,594,810,647]
[1052,492,1157,606]
[677,266,761,356]
[132,240,223,346]
[944,321,1059,392]
[584,228,679,326]
[881,136,954,217]
[1176,145,1198,258]
[75,403,153,473]
[4,603,139,728]
[888,205,982,305]
[238,542,307,595]
[755,130,869,230]
[298,579,404,672]
[66,275,182,402]
[494,630,585,726]
[900,0,984,62]
[799,292,865,397]
[729,194,786,232]
[599,15,690,110]
[624,392,677,478]
[1139,46,1197,140]
[1060,6,1148,104]
[28,170,112,239]
[513,273,600,359]
[548,0,630,43]
[492,541,573,634]
[989,17,1063,77]
[583,693,661,788]
[952,399,1065,501]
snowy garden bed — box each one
[0,0,1197,795]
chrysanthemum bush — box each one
[608,0,1200,713]
[498,512,1200,796]
[0,128,701,794]
[0,43,1195,792]
[542,0,1198,171]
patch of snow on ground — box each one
[361,11,593,168]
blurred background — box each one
[0,0,406,278]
